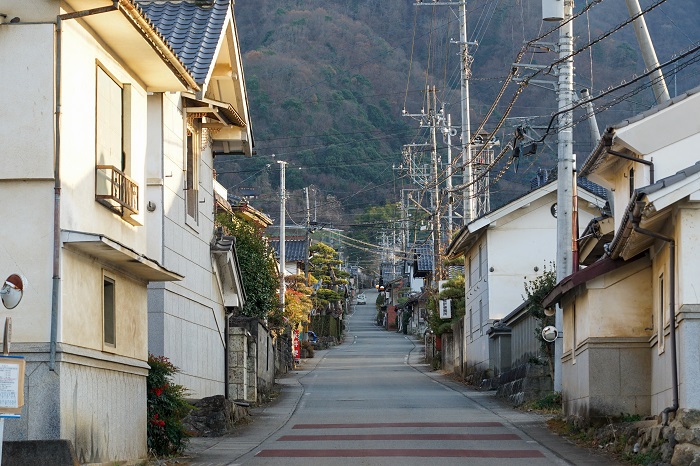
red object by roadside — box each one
[293,330,300,359]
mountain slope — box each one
[219,0,700,239]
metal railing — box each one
[96,165,139,215]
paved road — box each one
[184,290,620,465]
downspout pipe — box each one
[50,1,119,371]
[224,309,233,400]
[607,149,655,185]
[50,16,62,372]
[631,201,678,424]
[603,138,655,185]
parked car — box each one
[357,294,366,305]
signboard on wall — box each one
[439,299,452,319]
[0,356,25,415]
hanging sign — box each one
[439,299,452,319]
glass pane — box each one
[103,278,116,346]
[96,68,122,167]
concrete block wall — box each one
[228,327,248,401]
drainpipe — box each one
[50,16,63,372]
[50,2,119,371]
[607,149,655,185]
[604,138,655,185]
[224,309,233,400]
[631,201,678,424]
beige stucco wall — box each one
[562,259,652,421]
[62,250,148,360]
[60,20,148,240]
[0,8,171,462]
[678,205,700,307]
[0,23,55,180]
[0,181,55,342]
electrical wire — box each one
[404,7,419,111]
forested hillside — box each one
[216,0,700,258]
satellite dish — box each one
[1,274,24,309]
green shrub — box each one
[530,391,562,411]
[147,355,192,457]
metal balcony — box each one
[96,165,139,215]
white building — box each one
[446,177,606,383]
[0,0,198,462]
[138,0,252,399]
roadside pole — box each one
[554,0,574,393]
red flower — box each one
[150,414,166,427]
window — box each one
[469,308,473,341]
[479,299,483,335]
[629,167,635,197]
[185,124,200,223]
[103,276,116,347]
[96,66,123,170]
[478,245,483,279]
[95,66,138,217]
[468,256,472,288]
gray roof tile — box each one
[136,0,229,84]
[270,238,308,263]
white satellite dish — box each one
[1,274,24,309]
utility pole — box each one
[553,0,574,393]
[443,112,455,238]
[429,86,442,285]
[278,161,287,315]
[415,1,474,226]
[580,89,600,143]
[458,1,474,225]
[625,0,670,104]
[304,186,311,286]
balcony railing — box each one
[96,165,139,215]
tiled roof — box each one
[136,0,229,83]
[270,238,308,262]
[638,160,700,197]
[529,168,607,199]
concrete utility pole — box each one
[444,112,454,238]
[553,0,574,393]
[580,89,600,143]
[625,0,670,104]
[415,1,473,227]
[428,86,442,285]
[304,186,311,286]
[278,161,287,314]
[458,2,474,225]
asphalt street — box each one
[183,289,621,465]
